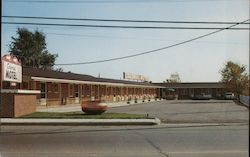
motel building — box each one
[8,67,163,106]
[0,55,228,117]
[0,55,163,118]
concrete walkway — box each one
[37,104,82,113]
[0,118,161,126]
[36,99,161,113]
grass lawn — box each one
[20,112,151,119]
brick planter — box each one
[0,89,40,117]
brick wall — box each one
[14,94,37,117]
[0,93,14,117]
[0,93,37,117]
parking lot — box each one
[108,100,249,123]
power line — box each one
[2,22,249,30]
[3,15,249,25]
[3,0,238,3]
[45,32,247,45]
[3,27,247,44]
[54,19,249,66]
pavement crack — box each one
[159,151,169,157]
[133,131,169,157]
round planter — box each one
[81,101,107,115]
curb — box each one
[233,100,249,109]
[0,118,161,126]
[159,122,249,128]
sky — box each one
[2,0,249,82]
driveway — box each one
[108,100,249,123]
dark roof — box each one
[23,67,97,82]
[154,82,225,88]
[23,67,160,87]
[95,77,154,86]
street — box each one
[0,123,248,157]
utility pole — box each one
[0,0,2,132]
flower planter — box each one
[81,101,107,115]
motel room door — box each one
[61,83,68,105]
[40,82,46,99]
[74,84,80,103]
[38,82,47,106]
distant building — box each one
[154,82,226,100]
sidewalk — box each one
[37,104,82,112]
[0,118,161,126]
[36,99,161,113]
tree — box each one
[220,61,249,99]
[55,67,64,72]
[9,28,58,70]
[165,72,181,83]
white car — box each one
[224,92,235,100]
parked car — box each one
[193,93,212,100]
[224,92,235,100]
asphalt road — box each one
[108,100,249,123]
[0,124,248,157]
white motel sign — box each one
[2,55,22,83]
[123,72,149,82]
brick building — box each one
[155,82,226,100]
[2,67,163,106]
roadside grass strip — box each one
[20,112,152,119]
